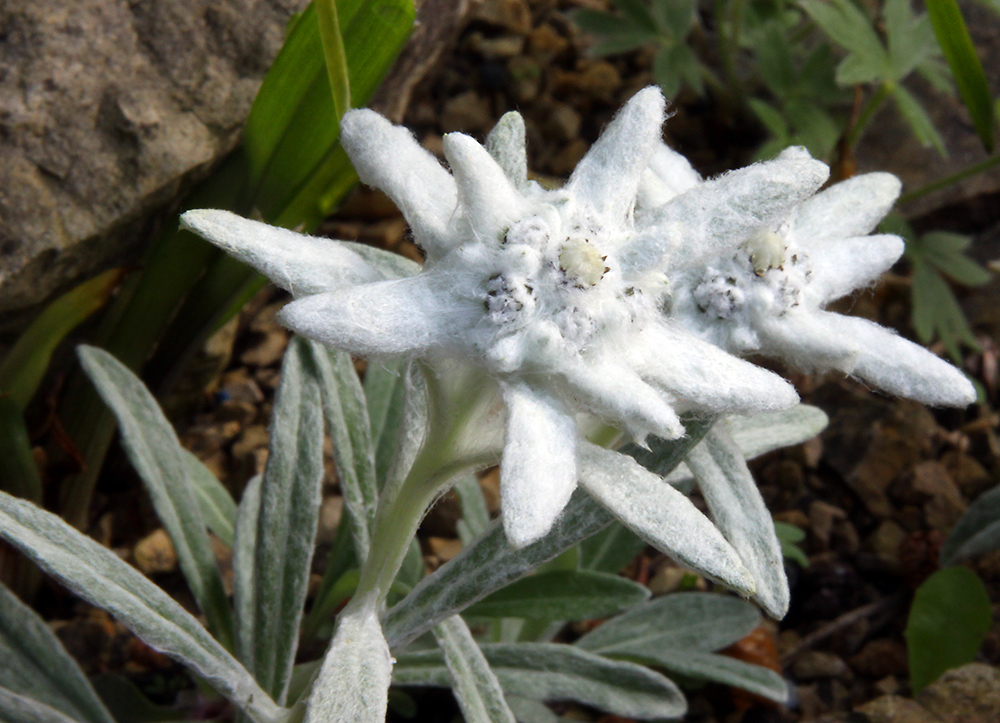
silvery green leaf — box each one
[363,358,409,487]
[455,473,491,544]
[304,605,392,723]
[578,523,646,574]
[246,338,325,703]
[662,405,827,489]
[505,697,559,723]
[77,346,233,648]
[311,343,378,561]
[395,538,425,593]
[232,474,263,668]
[465,570,649,620]
[574,592,760,655]
[727,405,828,460]
[180,449,237,548]
[433,616,517,723]
[384,491,614,650]
[0,688,83,723]
[645,651,789,704]
[393,643,686,720]
[384,428,707,650]
[0,581,113,723]
[0,491,283,723]
[940,482,1000,565]
[302,519,359,641]
[685,424,789,619]
[485,112,528,191]
[579,443,755,596]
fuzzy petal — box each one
[181,209,388,294]
[578,443,755,596]
[756,309,860,374]
[277,273,472,356]
[818,312,976,406]
[623,148,830,276]
[636,141,702,211]
[486,112,528,190]
[499,382,579,547]
[807,234,905,304]
[340,109,458,258]
[444,133,523,240]
[556,356,684,441]
[567,87,666,224]
[686,425,789,618]
[787,172,901,248]
[633,325,800,415]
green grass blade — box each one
[316,0,351,120]
[925,0,995,152]
[0,397,42,503]
[77,346,234,651]
[0,269,126,411]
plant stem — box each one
[845,82,891,152]
[898,152,1000,205]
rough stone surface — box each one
[0,0,305,314]
[917,663,1000,723]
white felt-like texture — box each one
[815,311,976,406]
[555,356,684,442]
[277,273,473,356]
[340,109,458,259]
[180,209,383,295]
[788,172,901,248]
[500,382,579,547]
[686,424,789,619]
[305,604,393,723]
[578,443,755,596]
[444,133,523,240]
[567,86,666,224]
[633,325,799,415]
[806,234,905,304]
[622,151,830,276]
[757,310,859,374]
[637,141,702,210]
[486,112,529,191]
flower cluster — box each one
[182,86,972,595]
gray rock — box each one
[917,663,1000,723]
[0,0,303,315]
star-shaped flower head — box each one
[646,144,976,407]
[182,88,830,551]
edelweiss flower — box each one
[182,88,831,554]
[642,144,976,407]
